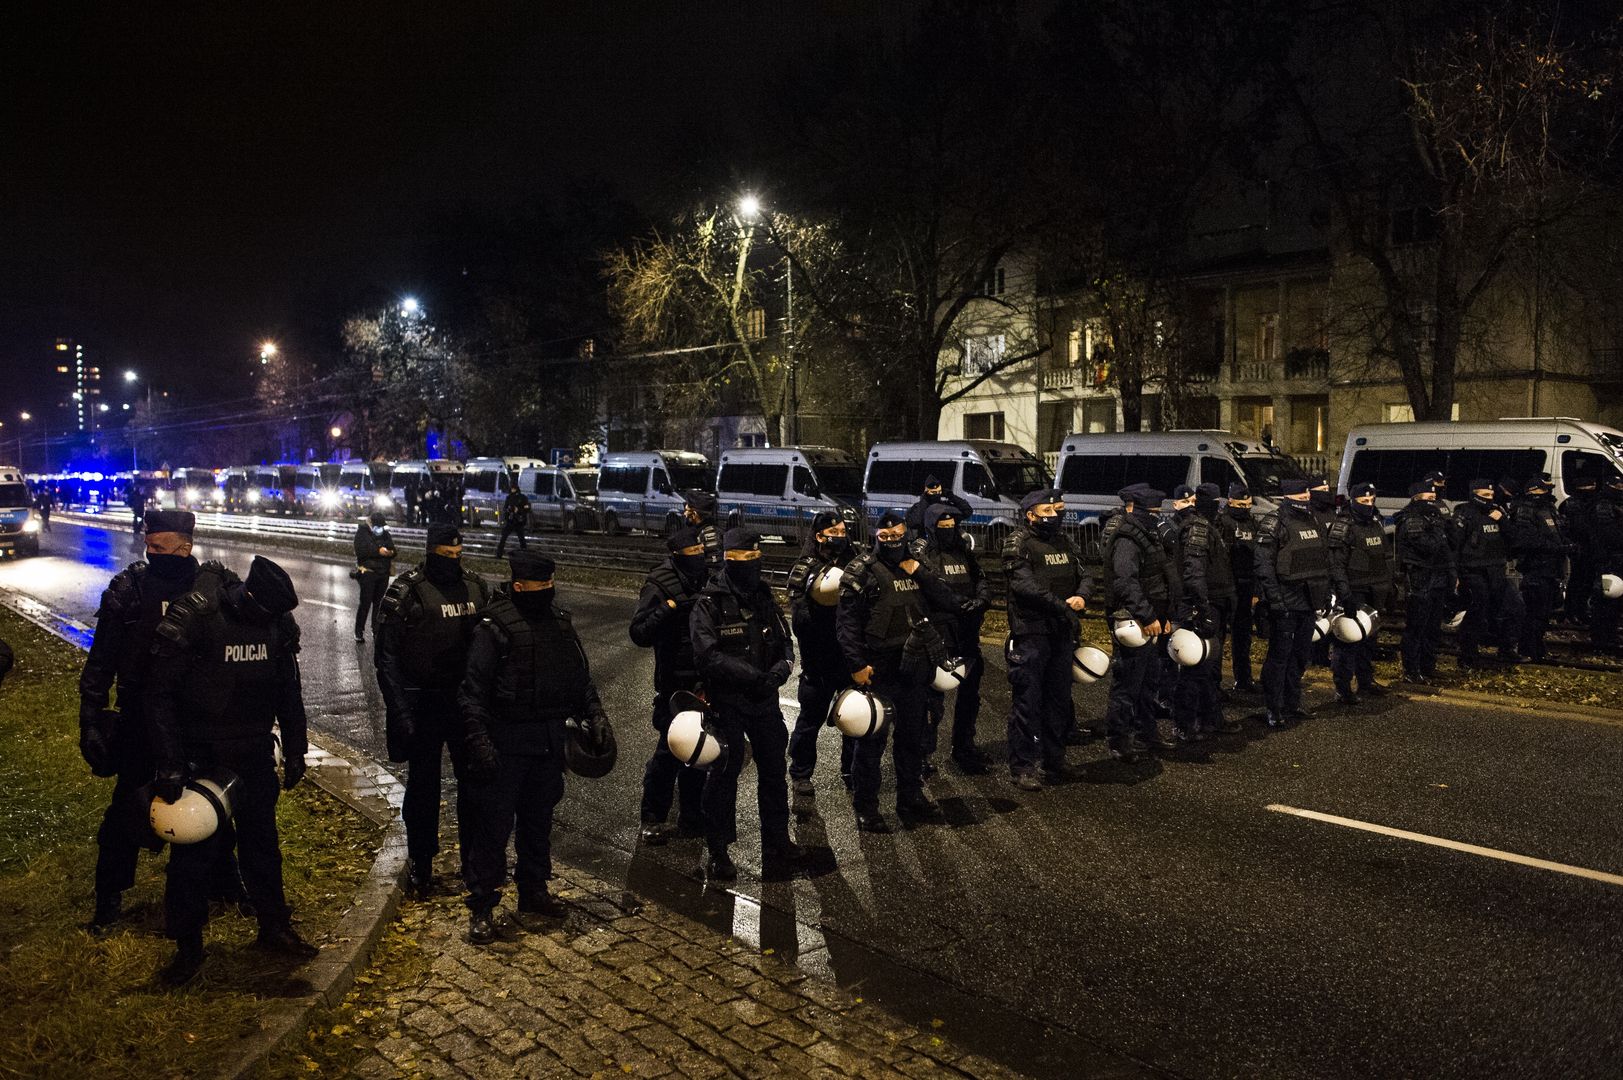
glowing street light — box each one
[400,297,421,316]
[330,426,343,439]
[19,411,32,421]
[124,369,138,383]
[259,341,277,364]
[738,193,761,220]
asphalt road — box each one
[7,520,1623,1080]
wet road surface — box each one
[8,520,1623,1079]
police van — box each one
[462,456,547,526]
[0,466,42,557]
[1338,418,1623,516]
[595,450,714,536]
[290,463,345,517]
[221,465,283,513]
[715,446,864,543]
[513,465,596,532]
[1053,431,1308,519]
[162,468,224,511]
[389,459,464,521]
[862,440,1048,552]
[338,460,394,517]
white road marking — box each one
[301,598,349,611]
[1265,804,1623,888]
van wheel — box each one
[602,511,623,536]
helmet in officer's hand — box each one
[810,564,843,606]
[1112,616,1150,648]
[1331,608,1375,644]
[830,687,891,739]
[667,704,724,769]
[1072,645,1110,684]
[564,717,617,779]
[931,658,968,692]
[149,769,240,845]
[1602,573,1623,600]
[1166,627,1210,668]
[1311,612,1332,642]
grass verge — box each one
[0,606,382,1080]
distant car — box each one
[0,466,42,557]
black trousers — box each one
[458,751,564,912]
[923,648,985,759]
[850,668,927,814]
[1105,639,1157,741]
[403,709,461,865]
[1458,567,1512,658]
[355,572,388,638]
[95,716,162,896]
[1567,554,1596,623]
[639,695,706,826]
[702,706,791,854]
[1006,634,1072,774]
[1402,581,1449,677]
[1173,605,1229,732]
[1230,591,1257,686]
[1330,589,1379,693]
[165,752,287,939]
[1262,608,1316,715]
[1519,574,1560,660]
[496,521,528,556]
[787,674,853,783]
[1594,584,1622,650]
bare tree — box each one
[342,304,463,458]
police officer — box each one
[838,512,962,823]
[1507,475,1567,662]
[1590,474,1623,655]
[1395,481,1453,683]
[682,490,723,568]
[1451,478,1520,667]
[903,474,971,540]
[1327,482,1394,704]
[1172,483,1237,737]
[689,528,799,879]
[147,556,314,985]
[352,510,395,642]
[914,503,992,773]
[457,552,609,942]
[78,509,249,932]
[419,483,444,527]
[1254,478,1331,726]
[1218,482,1260,692]
[786,511,864,795]
[1101,484,1174,760]
[495,482,532,558]
[1560,475,1599,625]
[376,523,493,897]
[630,527,708,844]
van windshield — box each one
[988,460,1048,500]
[668,465,713,491]
[1236,454,1310,497]
[567,471,597,496]
[813,465,864,498]
[0,483,29,508]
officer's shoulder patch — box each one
[1000,530,1028,558]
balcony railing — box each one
[1040,367,1076,391]
[1043,451,1059,476]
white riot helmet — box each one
[1166,627,1209,668]
[1444,608,1467,631]
[830,687,891,739]
[1601,573,1623,600]
[931,658,969,693]
[1112,616,1150,649]
[150,769,240,845]
[1311,612,1332,642]
[666,695,724,769]
[810,565,844,606]
[271,725,285,769]
[1331,608,1376,644]
[1072,645,1110,684]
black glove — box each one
[464,732,500,784]
[282,759,307,791]
[385,710,417,764]
[767,661,793,689]
[959,598,987,617]
[79,709,118,777]
[153,765,187,805]
[587,712,614,751]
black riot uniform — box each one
[147,556,313,983]
[630,527,709,841]
[78,512,247,929]
[1507,477,1567,662]
[688,529,797,879]
[375,525,493,893]
[1450,481,1519,665]
[496,488,532,557]
[1172,484,1236,737]
[1101,485,1174,758]
[352,513,395,641]
[1395,486,1454,681]
[1590,477,1623,654]
[838,513,963,822]
[1560,477,1599,625]
[903,475,972,541]
[457,553,606,937]
[1254,483,1331,724]
[914,503,991,773]
[786,512,864,792]
[1217,483,1260,691]
[1327,484,1394,701]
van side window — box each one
[718,464,753,493]
[1439,450,1545,499]
[1346,449,1449,499]
[751,465,789,497]
[531,472,555,498]
[963,462,994,499]
[468,470,496,494]
[601,465,644,494]
[792,466,818,496]
[866,459,956,495]
[1058,454,1187,496]
[1562,450,1614,487]
[497,470,510,493]
[1199,457,1239,492]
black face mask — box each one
[725,561,762,592]
[1310,490,1334,512]
[1286,499,1313,515]
[1030,514,1060,537]
[1227,504,1252,520]
[817,535,851,560]
[933,526,962,551]
[425,552,462,586]
[512,589,553,618]
[1351,501,1378,520]
[674,553,706,583]
[146,553,197,580]
[877,538,907,564]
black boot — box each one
[705,850,738,881]
[468,908,496,945]
[90,891,122,933]
[159,933,205,987]
[638,817,668,847]
[256,921,320,960]
[517,888,566,919]
[406,858,436,899]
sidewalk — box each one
[274,858,1050,1080]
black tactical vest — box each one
[711,590,779,672]
[392,569,490,689]
[852,554,928,653]
[485,598,586,723]
[1456,502,1507,568]
[177,604,285,741]
[1336,515,1392,586]
[1184,515,1236,600]
[929,548,976,601]
[1104,512,1170,604]
[646,564,700,685]
[1026,532,1079,601]
[1273,509,1330,583]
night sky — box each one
[0,1,897,425]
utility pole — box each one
[785,259,799,446]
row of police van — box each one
[18,418,1623,554]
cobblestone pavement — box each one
[330,860,1036,1080]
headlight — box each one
[22,518,41,534]
[374,495,394,510]
[320,490,341,508]
[183,488,199,503]
[212,489,225,502]
[246,490,262,504]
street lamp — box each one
[124,369,137,383]
[400,297,420,316]
[259,342,277,364]
[738,193,761,221]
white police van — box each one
[595,450,714,536]
[388,459,464,521]
[715,446,864,544]
[290,463,346,517]
[1053,431,1308,517]
[0,466,42,557]
[862,440,1048,552]
[514,464,596,532]
[1338,418,1623,516]
[338,460,394,517]
[164,468,224,512]
[463,456,547,526]
[221,465,283,513]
